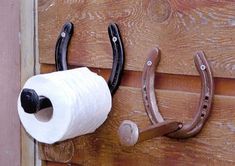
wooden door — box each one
[37,1,235,165]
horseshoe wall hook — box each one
[118,47,214,146]
[55,22,74,71]
[20,22,125,114]
[20,22,74,114]
[168,51,214,138]
[107,23,125,95]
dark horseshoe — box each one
[55,22,74,71]
[20,22,124,114]
[20,22,73,114]
[118,47,214,146]
[107,23,125,96]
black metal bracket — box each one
[20,22,74,114]
[20,22,124,114]
[20,89,52,114]
[55,22,74,71]
[107,23,125,95]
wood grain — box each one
[0,0,20,165]
[40,64,235,97]
[38,0,235,78]
[40,87,235,165]
[37,0,235,165]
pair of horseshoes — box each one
[20,22,124,114]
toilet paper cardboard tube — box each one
[20,22,125,114]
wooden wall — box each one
[0,0,20,165]
[37,0,235,165]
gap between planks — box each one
[40,64,235,97]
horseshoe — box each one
[167,50,214,138]
[20,22,74,114]
[20,22,125,114]
[107,23,125,95]
[118,47,214,146]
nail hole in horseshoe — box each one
[201,114,205,118]
[205,96,209,101]
[145,95,148,101]
[201,112,206,118]
[203,105,207,109]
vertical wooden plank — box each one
[20,0,41,165]
[35,0,43,165]
[0,0,20,165]
[20,0,35,166]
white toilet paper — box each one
[18,67,112,144]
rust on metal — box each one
[118,47,214,146]
[118,120,181,146]
[142,48,214,139]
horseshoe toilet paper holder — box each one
[118,47,214,146]
[20,22,125,114]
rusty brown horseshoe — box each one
[142,47,214,138]
[118,47,214,146]
[167,51,214,138]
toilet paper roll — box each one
[18,67,112,144]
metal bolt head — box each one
[112,36,117,42]
[147,61,152,66]
[61,32,66,38]
[118,120,139,146]
[178,124,183,129]
[200,65,206,71]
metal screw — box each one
[147,61,152,66]
[112,36,117,42]
[61,32,66,38]
[200,65,206,71]
[178,124,183,128]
